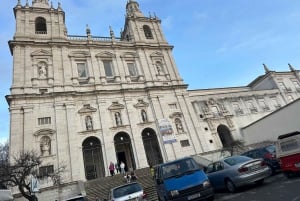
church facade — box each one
[6,0,300,195]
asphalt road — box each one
[214,173,300,201]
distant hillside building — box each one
[6,0,300,199]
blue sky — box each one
[1,0,300,143]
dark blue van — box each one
[154,157,214,201]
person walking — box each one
[120,161,125,174]
[109,161,115,176]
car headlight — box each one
[203,180,211,188]
[170,190,179,197]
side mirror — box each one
[156,178,163,185]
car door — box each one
[206,162,226,190]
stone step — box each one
[85,167,158,201]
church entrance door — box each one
[82,137,105,180]
[142,128,163,166]
[114,132,136,172]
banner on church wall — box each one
[159,118,176,144]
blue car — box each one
[154,157,214,201]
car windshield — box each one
[265,145,276,153]
[113,183,142,198]
[224,156,251,166]
[162,158,198,179]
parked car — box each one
[63,195,87,201]
[205,155,271,193]
[276,131,300,178]
[0,189,13,201]
[241,144,280,174]
[154,157,214,201]
[108,182,147,201]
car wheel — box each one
[255,179,264,185]
[225,179,237,193]
[285,171,294,178]
[206,195,214,201]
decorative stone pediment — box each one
[169,112,183,118]
[133,99,149,108]
[108,101,125,110]
[69,51,91,58]
[31,49,52,57]
[95,51,116,58]
[150,51,163,58]
[78,104,97,113]
[34,128,56,136]
[120,52,138,59]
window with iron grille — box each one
[39,165,54,178]
[38,117,51,125]
[180,140,190,147]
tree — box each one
[0,143,65,201]
[221,139,246,156]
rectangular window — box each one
[39,165,54,178]
[169,103,177,109]
[77,62,88,78]
[127,62,138,76]
[38,117,51,125]
[180,140,190,147]
[103,60,113,77]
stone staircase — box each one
[85,167,158,201]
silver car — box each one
[108,182,147,201]
[205,155,271,193]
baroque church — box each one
[6,0,300,199]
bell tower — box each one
[121,0,168,45]
[13,0,66,40]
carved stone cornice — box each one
[133,99,149,109]
[34,128,56,136]
[78,104,97,113]
[108,101,125,111]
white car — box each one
[108,182,147,201]
[0,189,13,201]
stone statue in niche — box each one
[40,136,51,156]
[38,62,47,78]
[115,112,122,126]
[85,116,93,130]
[141,110,148,122]
[175,118,184,133]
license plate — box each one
[249,164,259,170]
[295,163,300,168]
[187,193,201,200]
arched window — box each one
[35,17,47,34]
[85,116,93,130]
[141,109,148,122]
[143,25,153,39]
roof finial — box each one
[86,24,91,35]
[17,0,21,6]
[109,26,115,39]
[25,0,29,7]
[288,63,296,71]
[263,63,270,74]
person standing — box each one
[115,162,119,174]
[120,161,125,174]
[109,161,115,176]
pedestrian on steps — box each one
[109,161,115,176]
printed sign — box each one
[159,119,176,144]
